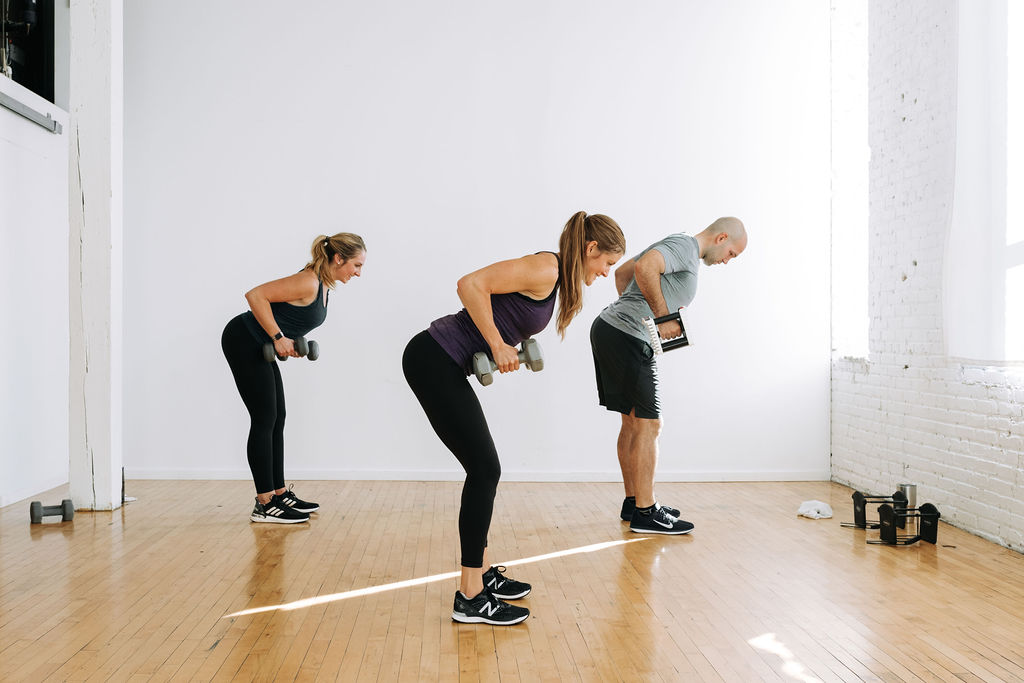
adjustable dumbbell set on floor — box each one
[841,483,941,546]
[30,499,74,524]
[263,336,320,362]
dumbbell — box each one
[868,502,941,545]
[30,499,74,524]
[641,308,691,355]
[473,338,544,386]
[263,336,320,362]
[840,490,908,530]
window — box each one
[945,0,1023,363]
[1,0,55,103]
[830,0,869,358]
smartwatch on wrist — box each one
[273,332,283,341]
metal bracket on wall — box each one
[0,90,63,134]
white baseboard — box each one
[124,468,829,482]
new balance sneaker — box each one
[482,565,531,599]
[250,495,310,524]
[452,590,529,625]
[629,503,694,535]
[279,484,319,513]
[620,496,680,521]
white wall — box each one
[832,0,1024,553]
[0,78,69,507]
[124,0,831,482]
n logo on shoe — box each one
[479,601,499,617]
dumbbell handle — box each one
[641,308,691,355]
[473,339,544,386]
[483,348,531,371]
[263,336,318,362]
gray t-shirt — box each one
[599,233,700,343]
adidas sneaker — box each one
[250,495,310,524]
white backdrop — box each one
[123,0,831,481]
[0,79,69,506]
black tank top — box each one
[241,279,328,342]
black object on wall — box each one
[2,0,54,104]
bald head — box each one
[708,216,746,243]
[698,217,747,266]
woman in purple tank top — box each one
[402,211,625,626]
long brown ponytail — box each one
[556,211,625,338]
[306,233,366,287]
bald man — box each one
[590,217,747,534]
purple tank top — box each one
[429,282,558,376]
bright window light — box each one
[830,0,869,358]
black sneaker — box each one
[482,565,531,599]
[279,484,319,513]
[620,497,680,521]
[629,504,693,535]
[250,496,310,524]
[452,590,529,625]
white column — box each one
[68,0,124,511]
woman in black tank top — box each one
[221,233,366,525]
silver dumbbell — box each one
[472,338,544,386]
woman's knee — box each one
[467,455,501,489]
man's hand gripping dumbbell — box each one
[641,308,691,356]
[472,338,544,386]
[263,335,321,362]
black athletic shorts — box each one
[590,316,661,419]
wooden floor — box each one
[2,480,1024,682]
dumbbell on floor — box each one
[30,499,74,524]
[473,338,544,386]
[263,336,320,362]
[868,502,941,545]
[841,490,909,530]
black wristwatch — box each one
[273,332,283,341]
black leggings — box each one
[402,330,499,568]
[221,315,286,493]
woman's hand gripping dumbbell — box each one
[641,308,691,356]
[472,338,544,386]
[263,335,320,362]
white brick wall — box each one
[831,1,1024,552]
